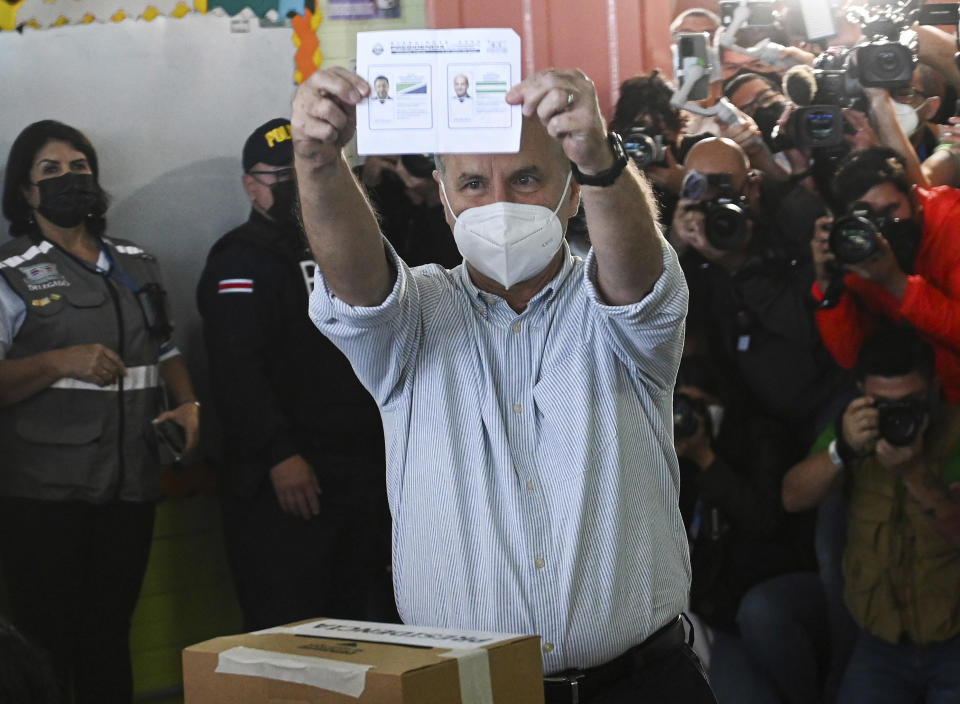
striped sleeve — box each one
[307,239,422,407]
[582,238,688,391]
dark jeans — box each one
[586,642,718,703]
[709,572,828,704]
[0,497,156,704]
[816,484,859,704]
[220,476,396,632]
[836,630,960,704]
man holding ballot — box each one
[292,64,716,703]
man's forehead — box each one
[443,152,552,179]
[686,153,747,185]
[864,371,929,395]
[861,182,909,206]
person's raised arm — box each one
[506,69,662,306]
[916,24,960,93]
[864,87,931,190]
[291,66,392,307]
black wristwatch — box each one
[570,131,628,187]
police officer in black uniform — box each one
[197,118,395,631]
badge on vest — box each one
[19,263,71,291]
[31,293,63,307]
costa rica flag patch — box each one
[218,278,254,294]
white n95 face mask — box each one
[892,99,920,138]
[440,171,572,289]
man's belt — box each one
[543,616,687,704]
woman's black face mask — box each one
[33,172,100,228]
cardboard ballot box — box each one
[183,618,544,703]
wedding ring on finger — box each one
[565,91,575,110]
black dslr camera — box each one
[829,206,885,265]
[853,39,915,87]
[681,171,751,251]
[623,126,667,169]
[875,396,929,446]
[839,1,918,90]
[829,202,918,266]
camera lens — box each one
[624,128,661,169]
[875,48,902,78]
[829,215,880,264]
[876,399,926,447]
[625,138,655,168]
[705,202,749,250]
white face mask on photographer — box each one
[892,99,920,138]
[440,171,572,290]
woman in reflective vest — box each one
[0,120,200,703]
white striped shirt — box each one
[309,239,691,674]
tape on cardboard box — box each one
[253,619,519,703]
[215,646,372,697]
[438,647,495,704]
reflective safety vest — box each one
[0,235,168,503]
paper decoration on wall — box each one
[328,0,399,21]
[277,0,305,18]
[0,0,318,31]
[1,0,205,30]
[291,6,321,83]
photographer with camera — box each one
[674,355,823,704]
[811,146,960,404]
[673,137,847,445]
[781,325,960,703]
[610,71,711,230]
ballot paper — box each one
[355,28,522,156]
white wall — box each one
[0,4,427,455]
[0,14,297,431]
